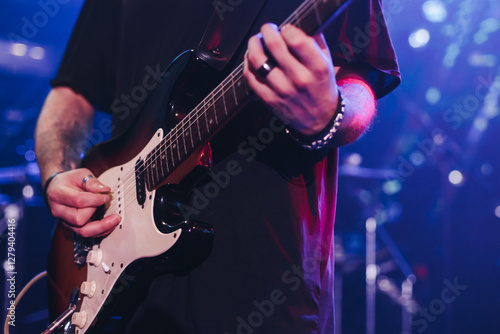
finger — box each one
[49,188,109,209]
[246,37,296,100]
[244,76,298,126]
[314,32,332,59]
[82,175,111,193]
[244,54,288,112]
[64,214,121,238]
[246,34,271,80]
[260,24,309,78]
[280,24,332,77]
[51,203,98,227]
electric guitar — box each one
[46,0,351,332]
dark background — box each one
[1,0,499,333]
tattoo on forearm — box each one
[37,120,90,174]
[58,120,88,170]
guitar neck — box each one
[145,0,351,191]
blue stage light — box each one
[422,0,447,23]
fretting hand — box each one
[244,23,340,136]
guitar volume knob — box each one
[87,250,103,266]
[80,280,97,298]
[72,311,87,329]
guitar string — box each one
[92,0,323,218]
[147,0,323,175]
[118,0,321,188]
[91,56,247,219]
[92,0,327,217]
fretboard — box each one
[145,0,351,190]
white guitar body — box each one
[71,129,184,333]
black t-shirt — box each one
[51,0,400,333]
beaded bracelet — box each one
[286,90,345,150]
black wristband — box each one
[43,171,64,208]
[286,89,345,150]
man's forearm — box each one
[35,87,95,185]
[332,76,377,147]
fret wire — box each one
[157,146,163,182]
[231,73,239,107]
[148,0,327,187]
[170,138,175,174]
[162,149,169,174]
[176,133,182,161]
[212,92,218,125]
[204,104,210,134]
[189,121,195,148]
[148,159,154,190]
[153,147,159,186]
[187,109,197,149]
[222,80,228,115]
[184,111,197,149]
[157,144,164,178]
[196,108,202,141]
[102,0,339,191]
[214,99,223,126]
[182,121,188,155]
[148,147,156,187]
[157,147,162,184]
[152,66,247,184]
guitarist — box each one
[35,0,400,333]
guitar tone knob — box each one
[86,250,103,266]
[80,280,97,298]
[72,311,87,329]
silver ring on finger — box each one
[82,174,94,190]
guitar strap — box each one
[197,0,268,71]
